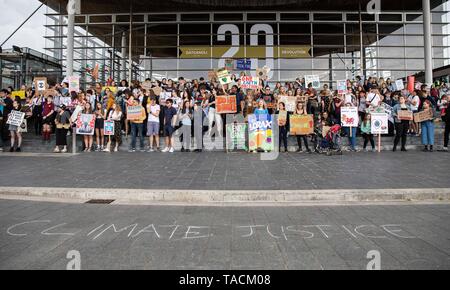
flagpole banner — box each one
[248,114,274,152]
[371,113,389,135]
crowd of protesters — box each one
[0,73,449,154]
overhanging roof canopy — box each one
[41,0,435,14]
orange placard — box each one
[290,114,314,135]
[216,95,237,114]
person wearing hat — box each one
[53,105,71,153]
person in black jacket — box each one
[443,94,450,151]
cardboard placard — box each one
[141,81,152,91]
[278,95,297,112]
[304,75,320,89]
[248,114,274,151]
[414,109,434,123]
[278,111,288,126]
[151,86,162,96]
[11,91,26,99]
[127,106,143,121]
[44,89,59,98]
[6,110,25,127]
[395,79,405,91]
[68,76,80,93]
[341,107,359,127]
[226,123,248,151]
[76,114,96,136]
[398,110,413,121]
[322,125,331,138]
[34,77,47,96]
[256,68,267,80]
[104,120,115,136]
[216,68,232,85]
[297,96,308,103]
[216,95,237,114]
[241,76,260,90]
[371,113,389,134]
[290,114,314,135]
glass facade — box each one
[44,1,450,87]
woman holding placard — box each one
[82,102,94,152]
[419,100,435,152]
[277,102,289,153]
[53,105,71,153]
[8,100,23,152]
[42,96,55,142]
[392,96,412,152]
[294,102,311,153]
[94,102,106,151]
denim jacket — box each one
[392,104,412,123]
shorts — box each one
[146,121,160,136]
[95,118,104,129]
[164,125,175,137]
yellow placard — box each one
[12,91,26,99]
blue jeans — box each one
[345,127,357,149]
[130,123,144,149]
[421,121,435,146]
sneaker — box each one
[15,147,21,152]
[181,147,185,152]
[114,147,119,152]
[161,147,169,153]
[185,149,191,152]
[61,148,68,153]
[0,148,3,152]
[10,147,14,152]
[372,148,377,153]
[442,147,448,152]
[169,147,175,153]
[54,147,60,153]
[147,148,155,153]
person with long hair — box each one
[419,100,436,152]
[94,102,106,151]
[277,102,289,153]
[53,105,71,153]
[107,103,123,152]
[8,100,23,152]
[180,99,193,152]
[294,102,311,153]
[392,96,412,152]
[82,102,94,152]
[42,96,55,142]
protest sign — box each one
[6,110,25,127]
[34,77,47,96]
[241,76,260,90]
[248,114,274,152]
[337,80,347,95]
[371,113,389,135]
[102,86,118,94]
[256,68,267,80]
[68,76,80,93]
[225,59,234,70]
[104,120,115,136]
[216,68,232,85]
[216,95,237,114]
[18,118,27,133]
[297,96,308,104]
[379,103,394,123]
[151,86,162,96]
[305,75,320,89]
[278,95,297,112]
[76,114,95,136]
[414,109,434,123]
[341,107,359,127]
[290,115,314,135]
[70,105,83,122]
[226,123,248,151]
[11,91,26,99]
[141,81,152,91]
[127,106,143,121]
[278,111,288,126]
[394,79,405,91]
[398,110,413,121]
[236,59,251,70]
[44,89,58,98]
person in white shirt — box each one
[107,103,123,152]
[408,90,421,135]
[146,96,161,152]
[366,88,381,108]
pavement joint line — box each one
[0,187,449,204]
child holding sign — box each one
[8,100,23,152]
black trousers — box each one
[444,120,450,147]
[394,121,409,149]
[296,135,309,151]
[279,126,288,150]
[362,133,375,149]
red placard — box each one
[216,95,237,114]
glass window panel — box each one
[378,47,405,58]
[148,14,176,22]
[148,59,177,70]
[180,14,210,22]
[405,35,424,46]
[279,59,312,70]
[279,34,311,45]
[179,59,211,70]
[313,35,344,46]
[313,14,342,21]
[147,24,177,35]
[279,23,311,34]
[346,13,375,21]
[247,13,277,21]
[214,13,243,21]
[405,47,424,58]
[406,14,423,22]
[379,35,404,46]
[378,24,404,34]
[280,13,310,21]
[179,24,211,35]
[379,14,402,22]
[346,23,377,34]
[406,59,425,70]
[405,24,423,34]
[313,24,344,34]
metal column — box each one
[121,32,127,81]
[423,0,433,86]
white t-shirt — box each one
[408,95,420,111]
[367,93,380,107]
[147,104,160,123]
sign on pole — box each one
[341,107,359,127]
[104,120,115,136]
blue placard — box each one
[236,59,251,70]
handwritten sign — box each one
[226,123,247,151]
[414,109,434,123]
[278,96,297,112]
[305,75,320,89]
[6,110,25,127]
[290,115,314,135]
[398,110,413,121]
[104,120,115,136]
[127,106,143,121]
[11,91,26,99]
[68,76,80,93]
[341,107,359,127]
[371,113,389,134]
[34,77,47,96]
[216,95,237,114]
[278,111,288,126]
[76,114,95,136]
[216,68,232,85]
[241,76,260,90]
